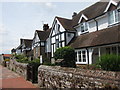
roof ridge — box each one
[56,16,72,21]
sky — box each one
[0,0,99,54]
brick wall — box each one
[38,65,120,89]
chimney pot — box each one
[43,24,49,31]
[72,12,77,18]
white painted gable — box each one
[78,14,88,23]
[104,0,118,12]
[35,32,40,43]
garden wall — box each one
[38,65,120,89]
[8,59,28,80]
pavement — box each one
[0,65,37,89]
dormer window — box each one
[80,22,88,33]
[108,9,119,25]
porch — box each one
[75,44,120,65]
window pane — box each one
[81,23,84,32]
[115,10,118,22]
[75,52,77,62]
[82,51,86,62]
[112,47,116,54]
[85,23,88,31]
[56,39,59,49]
[108,11,114,24]
[118,46,120,54]
[78,51,81,62]
[41,42,44,46]
[106,47,111,54]
[81,22,88,33]
[118,10,120,22]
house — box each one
[13,0,120,65]
[32,24,51,59]
[49,16,76,58]
[48,0,120,65]
[11,48,16,54]
[16,39,33,57]
[69,0,120,65]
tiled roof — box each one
[56,16,75,31]
[72,1,109,26]
[23,39,33,48]
[56,1,109,31]
[36,28,51,41]
[3,54,11,57]
[69,24,120,49]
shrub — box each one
[96,54,120,71]
[43,57,55,66]
[15,54,28,63]
[54,46,76,68]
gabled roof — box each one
[23,39,33,48]
[55,1,110,31]
[104,0,118,12]
[56,16,75,31]
[69,24,120,49]
[36,28,51,41]
[72,1,109,26]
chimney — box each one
[43,24,49,31]
[20,38,23,45]
[72,12,77,18]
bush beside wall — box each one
[54,46,76,68]
[96,54,120,71]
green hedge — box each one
[96,54,120,71]
[54,46,76,68]
[15,54,29,63]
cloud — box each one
[45,2,56,8]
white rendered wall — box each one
[46,38,51,52]
[88,48,93,64]
[66,32,74,45]
[97,14,108,31]
[35,33,40,43]
[88,20,97,33]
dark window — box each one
[112,47,117,54]
[78,51,81,62]
[75,52,77,62]
[106,47,111,54]
[82,51,86,62]
[118,46,120,54]
[56,39,59,49]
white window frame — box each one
[80,22,89,34]
[75,49,88,64]
[108,9,119,25]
